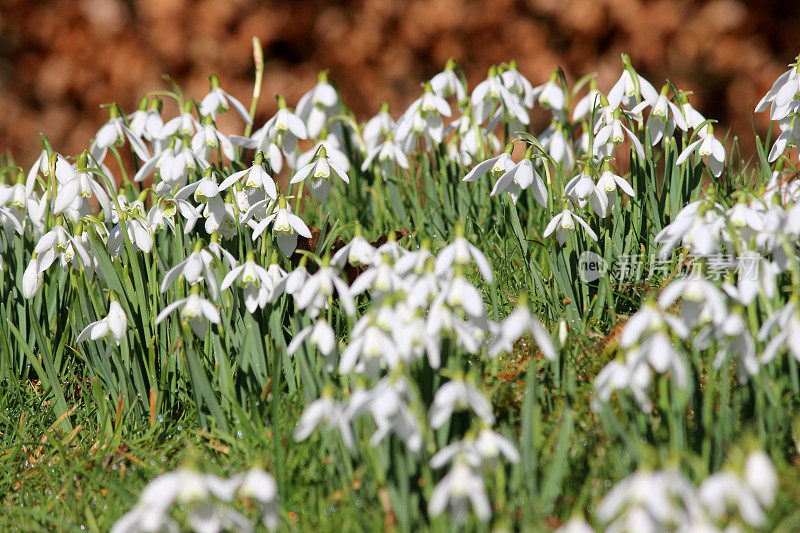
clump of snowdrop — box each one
[111,467,279,533]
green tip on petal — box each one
[488,65,497,78]
[504,142,515,154]
[77,151,89,169]
[318,70,329,84]
[321,252,331,266]
[660,83,670,96]
[276,95,287,109]
[454,221,465,238]
[278,196,288,209]
[138,96,149,111]
[353,223,363,237]
[254,151,265,166]
[192,239,205,253]
[423,81,433,93]
[379,101,390,114]
[421,237,432,250]
[149,98,163,113]
[298,254,308,267]
[445,58,456,71]
[182,100,193,114]
[269,250,279,265]
[137,189,148,203]
[209,75,220,89]
[508,59,518,70]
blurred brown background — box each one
[0,0,797,169]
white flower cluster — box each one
[559,450,777,532]
[290,224,555,524]
[593,157,800,411]
[111,467,279,533]
[459,55,724,247]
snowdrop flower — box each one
[593,108,645,160]
[491,151,548,206]
[33,224,92,275]
[251,196,311,257]
[25,149,52,197]
[160,243,220,299]
[434,223,494,282]
[154,290,221,337]
[471,66,528,126]
[90,106,150,163]
[430,376,495,429]
[338,314,398,376]
[433,429,520,469]
[290,145,350,202]
[234,95,308,170]
[293,390,354,448]
[137,138,210,188]
[489,297,556,360]
[108,196,154,254]
[531,72,567,117]
[655,200,725,259]
[428,457,491,523]
[331,229,376,268]
[540,120,576,167]
[218,151,278,201]
[759,300,800,364]
[657,276,728,327]
[630,84,688,145]
[221,253,272,313]
[199,75,252,124]
[361,133,410,179]
[296,71,341,139]
[620,301,690,386]
[285,257,310,296]
[712,311,759,381]
[607,60,659,109]
[565,168,609,217]
[461,146,514,183]
[592,359,654,413]
[22,255,44,299]
[431,58,466,101]
[597,469,700,531]
[192,115,235,162]
[363,102,395,152]
[288,318,337,360]
[572,79,602,121]
[699,466,770,528]
[127,97,165,144]
[296,260,356,318]
[597,164,635,199]
[346,375,424,453]
[676,127,726,177]
[543,206,598,244]
[754,57,800,121]
[500,60,536,108]
[77,299,127,346]
[396,83,451,151]
[53,153,112,217]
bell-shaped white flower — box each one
[77,300,127,346]
[434,224,494,283]
[676,127,726,177]
[290,145,350,202]
[251,196,311,257]
[489,297,556,360]
[296,71,341,139]
[430,376,495,429]
[154,290,221,337]
[160,243,220,299]
[428,456,491,523]
[491,154,548,206]
[543,206,598,244]
[292,391,354,448]
[198,75,252,124]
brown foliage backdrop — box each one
[1,0,798,167]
